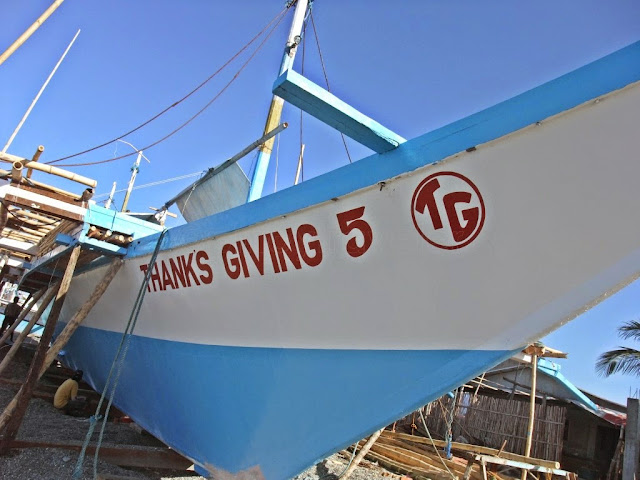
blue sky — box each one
[1,1,639,405]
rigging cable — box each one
[72,229,167,480]
[45,6,290,166]
[52,10,290,168]
[310,12,352,164]
[92,170,206,199]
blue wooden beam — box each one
[272,69,406,153]
[85,204,164,240]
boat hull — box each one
[60,328,510,478]
[55,42,640,478]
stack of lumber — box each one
[348,430,562,480]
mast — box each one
[247,0,309,202]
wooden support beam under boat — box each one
[8,440,193,470]
[38,257,123,378]
[0,286,49,348]
[272,68,406,153]
[0,286,57,378]
[0,244,81,453]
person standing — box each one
[1,296,22,342]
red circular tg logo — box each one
[411,171,485,250]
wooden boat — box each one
[43,2,640,478]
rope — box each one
[45,6,289,166]
[444,388,458,459]
[419,408,457,479]
[55,11,289,168]
[310,12,352,164]
[316,441,359,480]
[72,229,167,479]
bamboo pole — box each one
[341,428,384,480]
[38,258,123,378]
[2,29,81,153]
[0,0,65,68]
[19,177,83,200]
[0,286,57,378]
[11,162,23,183]
[0,245,81,452]
[0,151,97,188]
[0,286,48,346]
[8,208,56,224]
[522,353,538,480]
[27,146,44,179]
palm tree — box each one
[596,320,640,376]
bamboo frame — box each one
[0,152,96,188]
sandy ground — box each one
[0,342,394,480]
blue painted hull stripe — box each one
[127,41,640,258]
[56,324,516,479]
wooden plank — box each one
[378,436,481,479]
[381,431,560,469]
[473,455,571,476]
[272,68,406,153]
[371,443,470,478]
[3,184,86,221]
[363,450,452,480]
[9,440,193,470]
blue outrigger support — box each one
[273,68,406,153]
[22,203,163,282]
[248,0,405,202]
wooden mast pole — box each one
[247,0,309,202]
[0,0,65,68]
[0,245,81,453]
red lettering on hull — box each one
[139,250,214,292]
[222,223,323,279]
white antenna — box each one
[116,139,150,212]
